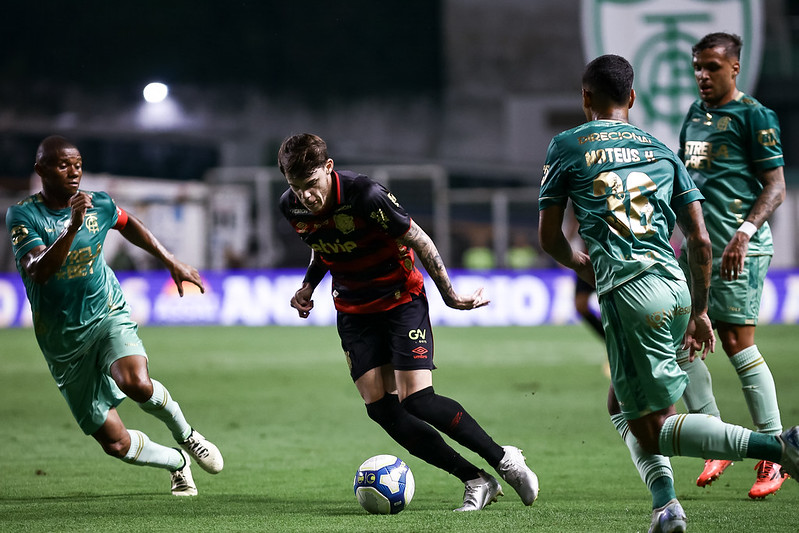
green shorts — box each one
[709,255,770,326]
[58,309,148,435]
[600,272,690,420]
[679,253,770,326]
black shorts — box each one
[337,292,435,382]
[575,275,595,295]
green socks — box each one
[729,345,782,435]
[676,349,721,417]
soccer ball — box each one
[353,454,415,514]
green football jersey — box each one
[540,120,703,296]
[678,92,783,257]
[6,191,126,386]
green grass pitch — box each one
[1,324,797,532]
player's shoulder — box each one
[728,93,778,120]
[6,194,40,221]
[736,92,767,109]
[88,190,113,204]
[337,170,376,191]
[10,193,40,208]
[337,170,388,203]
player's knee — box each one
[101,435,130,459]
[117,375,153,402]
[720,338,742,356]
[638,436,661,455]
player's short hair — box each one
[278,133,329,178]
[692,32,742,60]
[36,135,77,165]
[582,54,634,107]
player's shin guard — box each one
[137,379,192,442]
[122,429,185,470]
[611,413,674,508]
[366,393,480,482]
[401,386,505,468]
[658,413,749,460]
[730,346,782,435]
[676,349,721,417]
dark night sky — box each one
[3,1,443,97]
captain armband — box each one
[113,207,129,230]
[736,221,757,238]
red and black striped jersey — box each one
[280,170,425,314]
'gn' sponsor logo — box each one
[408,329,427,340]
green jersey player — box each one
[676,32,789,499]
[6,136,224,496]
[538,54,799,533]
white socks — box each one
[122,429,184,471]
[137,379,192,442]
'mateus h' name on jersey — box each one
[280,170,424,314]
[539,120,703,296]
[678,92,783,257]
[5,190,126,372]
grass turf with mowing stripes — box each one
[1,325,797,532]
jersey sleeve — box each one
[361,180,413,238]
[669,158,704,210]
[91,191,121,231]
[6,205,45,260]
[748,106,784,172]
[538,137,569,210]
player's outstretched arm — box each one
[118,212,204,296]
[399,220,489,310]
[676,200,715,359]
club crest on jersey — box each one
[84,212,100,234]
[716,117,731,131]
[334,213,355,234]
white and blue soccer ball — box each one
[353,454,415,514]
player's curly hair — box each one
[278,133,329,178]
[582,54,634,107]
[692,32,742,60]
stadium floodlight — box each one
[143,82,169,103]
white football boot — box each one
[180,429,224,474]
[778,425,799,479]
[495,445,539,505]
[648,498,687,533]
[454,470,503,511]
[170,449,198,496]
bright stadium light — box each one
[143,82,169,103]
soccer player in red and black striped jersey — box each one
[278,133,539,511]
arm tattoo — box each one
[748,167,786,226]
[401,222,456,303]
[676,203,712,312]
